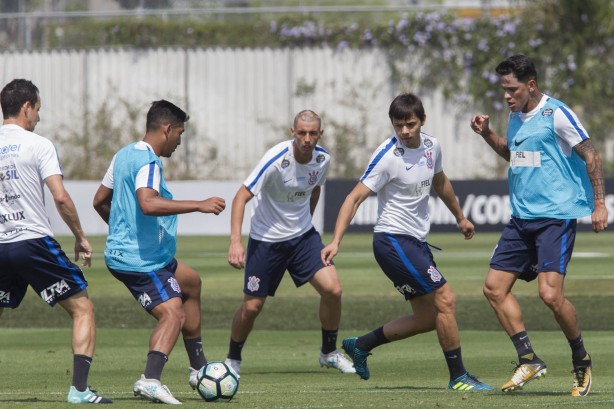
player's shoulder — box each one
[420,132,440,149]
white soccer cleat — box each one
[224,358,241,378]
[319,350,356,374]
[133,375,182,405]
[188,367,198,390]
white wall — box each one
[0,47,499,182]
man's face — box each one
[291,118,322,156]
[500,73,534,113]
[23,96,41,132]
[162,123,185,158]
[391,114,423,148]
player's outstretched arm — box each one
[470,114,510,161]
[432,171,474,240]
[228,185,254,269]
[321,182,373,265]
[46,174,93,266]
[136,188,226,216]
[574,139,608,232]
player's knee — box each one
[241,300,264,318]
[538,288,562,309]
[482,282,501,302]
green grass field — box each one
[1,232,613,407]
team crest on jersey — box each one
[423,138,433,148]
[316,154,325,163]
[308,170,320,185]
[247,276,260,292]
[393,147,405,156]
[542,108,553,117]
[425,150,433,169]
[138,292,152,308]
[428,266,442,282]
[168,277,181,293]
[281,159,290,169]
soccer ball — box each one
[195,361,239,402]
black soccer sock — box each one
[227,338,245,361]
[568,334,590,366]
[144,350,168,380]
[355,326,390,352]
[184,336,207,369]
[72,354,92,392]
[321,328,338,355]
[443,347,467,381]
[510,331,539,363]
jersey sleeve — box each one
[554,106,589,148]
[101,155,116,189]
[434,140,443,173]
[36,138,63,180]
[360,146,391,193]
[135,162,161,193]
[243,144,288,196]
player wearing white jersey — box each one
[225,110,355,375]
[471,54,607,397]
[0,79,111,404]
[322,93,492,391]
[93,100,226,404]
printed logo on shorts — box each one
[0,290,10,304]
[247,276,260,292]
[428,266,442,282]
[168,277,181,293]
[40,280,71,304]
[395,284,416,296]
[138,292,152,308]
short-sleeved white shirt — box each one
[102,141,161,192]
[360,132,443,241]
[244,140,330,242]
[0,124,63,242]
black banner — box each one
[324,179,614,233]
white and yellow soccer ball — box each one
[196,361,239,402]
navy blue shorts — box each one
[490,217,577,281]
[0,237,88,308]
[373,232,446,300]
[244,227,331,297]
[107,259,182,312]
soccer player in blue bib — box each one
[93,100,226,404]
[224,110,355,376]
[470,54,608,396]
[0,79,111,404]
[321,93,492,391]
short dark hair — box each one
[1,79,39,119]
[495,54,538,83]
[388,93,425,121]
[293,109,321,129]
[146,100,189,132]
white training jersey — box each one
[0,124,63,242]
[101,141,162,192]
[244,140,330,242]
[359,132,443,241]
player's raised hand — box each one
[200,197,226,215]
[470,114,490,137]
[228,241,246,269]
[75,237,93,267]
